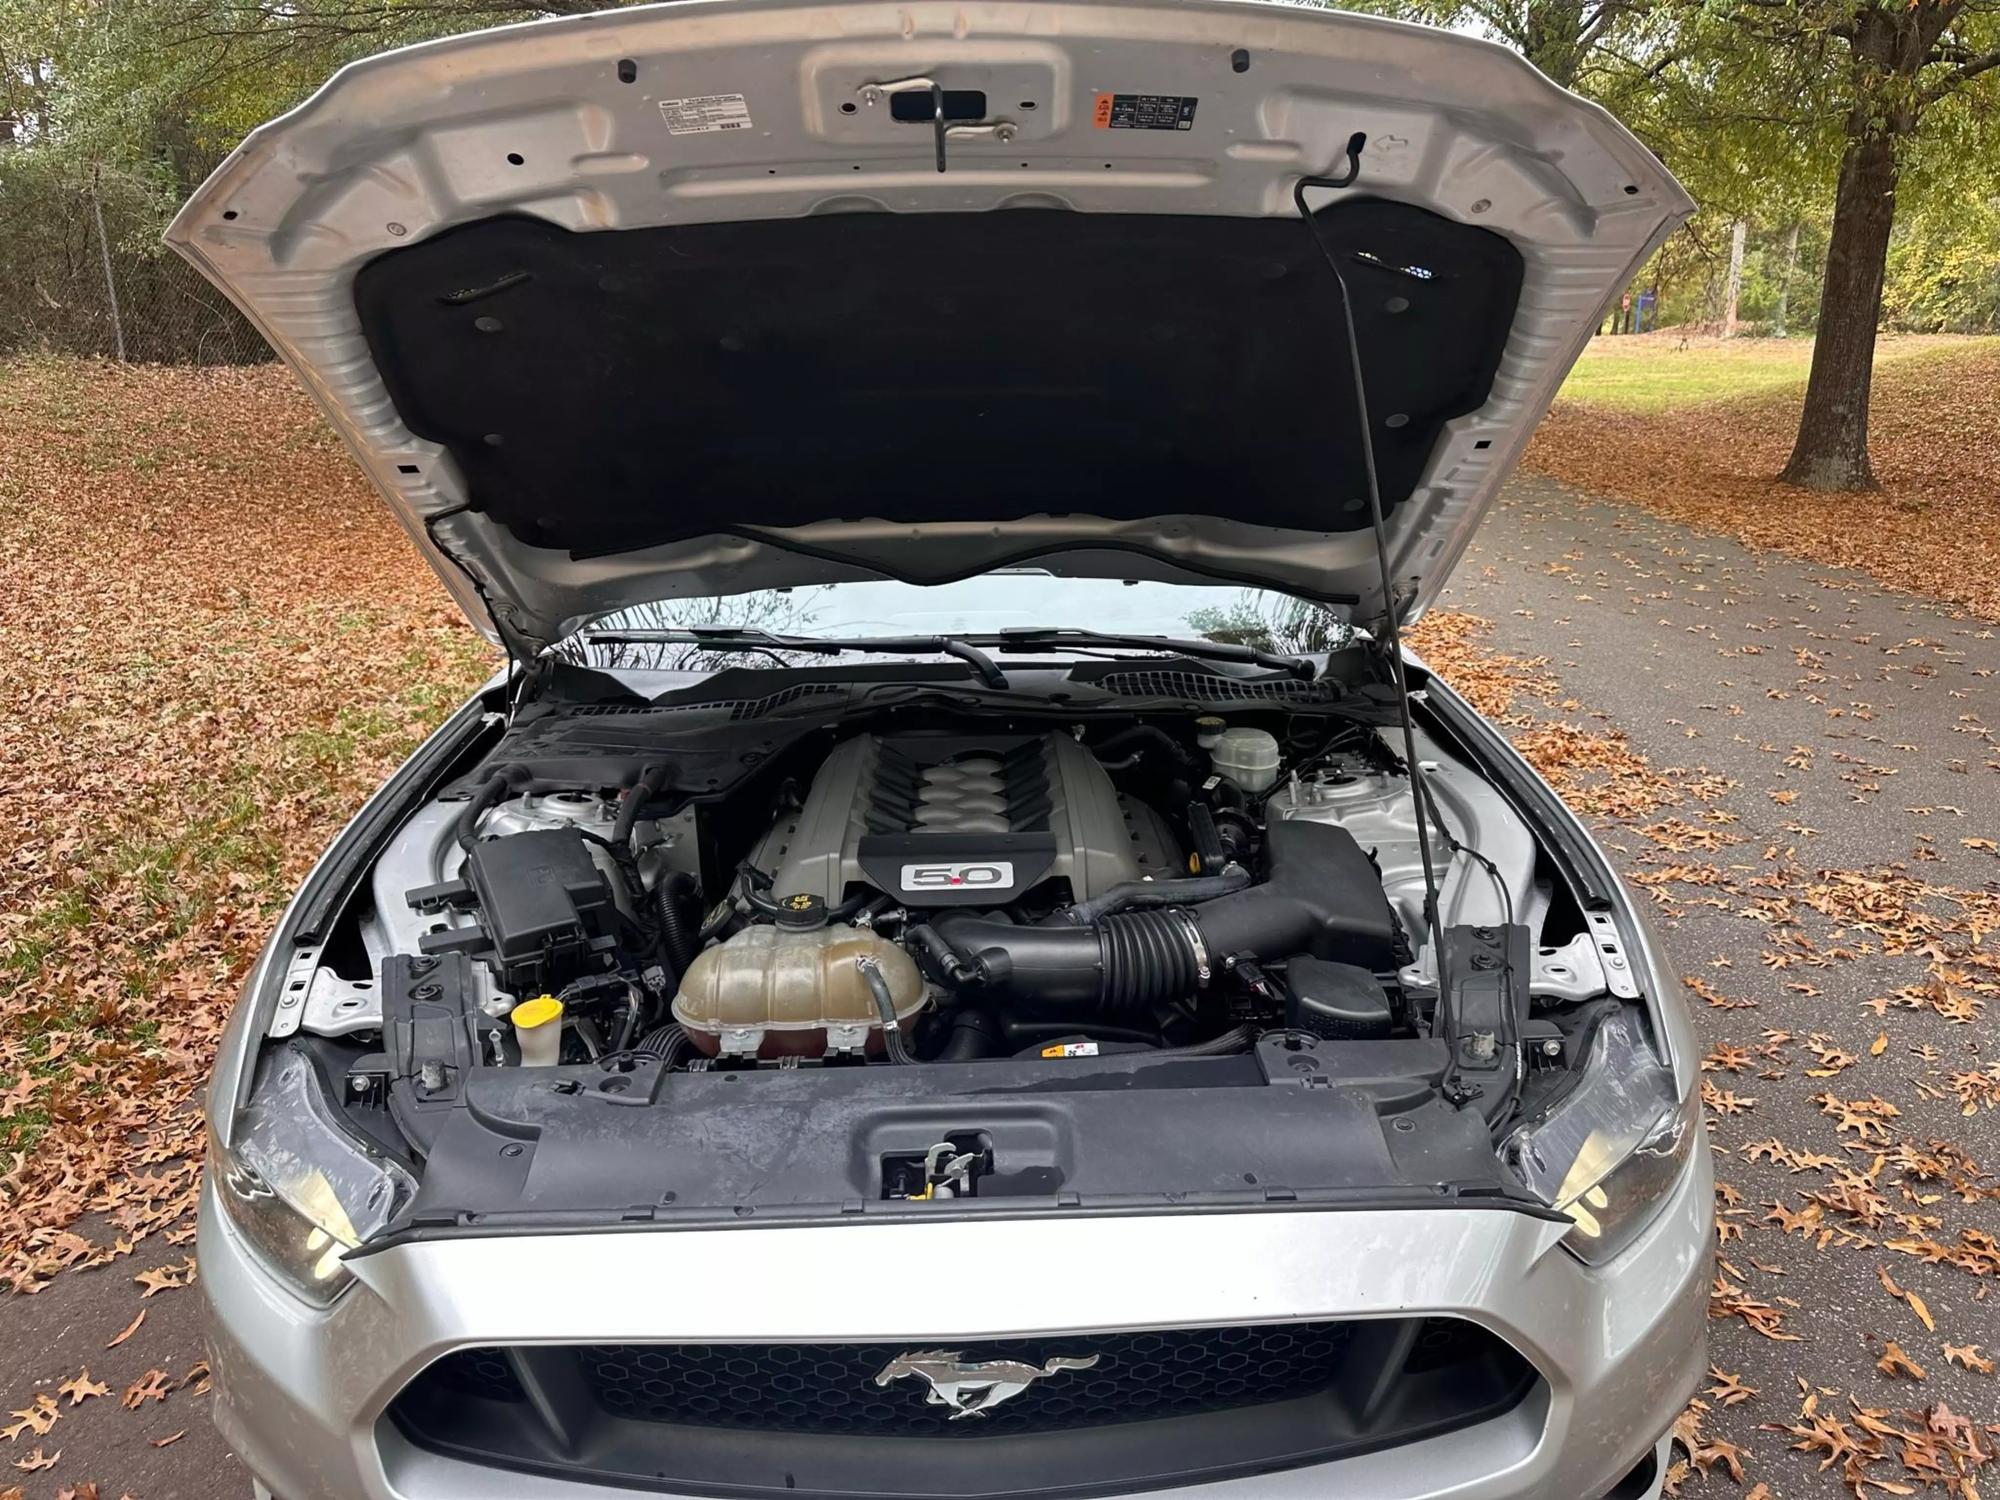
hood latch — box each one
[854,76,1018,173]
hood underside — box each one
[167,0,1691,650]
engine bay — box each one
[269,656,1660,1230]
[362,715,1462,1074]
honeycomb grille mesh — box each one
[573,1323,1363,1435]
[431,1347,524,1403]
[1087,670,1349,703]
[559,683,844,720]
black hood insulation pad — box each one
[353,201,1523,561]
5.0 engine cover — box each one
[751,733,1177,908]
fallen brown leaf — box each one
[2,1396,57,1441]
[56,1371,107,1408]
[1876,1340,1927,1380]
[104,1310,145,1349]
[1705,1365,1759,1406]
[119,1371,171,1410]
[1942,1343,1995,1374]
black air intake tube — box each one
[932,910,1200,1016]
[927,821,1399,1017]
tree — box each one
[1360,0,1680,94]
[1702,0,2000,489]
[1883,187,2000,330]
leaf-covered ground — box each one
[1528,336,2000,622]
[1,353,1997,1496]
[0,358,494,1287]
[0,357,494,1495]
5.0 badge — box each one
[899,861,1015,892]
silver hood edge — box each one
[167,0,1692,651]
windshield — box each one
[574,572,1349,664]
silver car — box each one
[171,2,1708,1496]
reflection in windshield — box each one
[1184,596,1353,655]
[557,572,1351,671]
[568,589,832,670]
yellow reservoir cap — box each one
[511,995,564,1030]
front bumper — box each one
[202,1139,1708,1500]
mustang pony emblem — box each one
[875,1350,1100,1419]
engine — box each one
[663,727,1410,1061]
[746,731,1180,909]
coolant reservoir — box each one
[672,923,925,1059]
[1211,727,1281,794]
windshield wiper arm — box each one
[986,628,1316,680]
[580,627,1008,689]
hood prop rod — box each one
[1291,134,1443,966]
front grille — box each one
[584,1322,1359,1434]
[391,1317,1536,1498]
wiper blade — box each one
[580,627,1007,689]
[986,628,1316,680]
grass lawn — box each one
[1554,330,1992,411]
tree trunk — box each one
[1722,219,1747,338]
[1780,127,1898,490]
[1773,222,1800,338]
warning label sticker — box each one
[658,94,754,136]
[1040,1042,1101,1058]
[1092,93,1198,131]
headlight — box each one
[1503,1008,1698,1266]
[208,1046,414,1305]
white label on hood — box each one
[659,94,754,136]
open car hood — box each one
[168,0,1690,653]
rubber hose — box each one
[611,983,644,1053]
[452,770,515,852]
[856,958,915,1065]
[613,763,670,848]
[453,767,561,852]
[656,873,700,975]
[1091,725,1197,769]
[1101,910,1200,1014]
[936,1007,1001,1061]
[635,1023,689,1068]
[1057,867,1250,925]
[908,922,979,985]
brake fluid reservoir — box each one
[1211,727,1281,793]
[672,923,925,1059]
